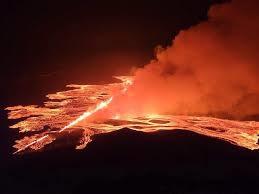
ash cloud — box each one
[114,0,259,119]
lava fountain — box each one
[5,76,259,154]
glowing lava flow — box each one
[60,97,113,132]
[8,76,133,154]
[5,76,259,153]
[12,97,113,154]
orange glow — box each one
[6,0,259,154]
[60,97,113,132]
[6,76,259,154]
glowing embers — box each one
[6,76,259,154]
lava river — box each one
[5,76,259,154]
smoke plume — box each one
[111,0,259,119]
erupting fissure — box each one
[5,0,259,154]
[6,76,259,154]
[60,97,113,132]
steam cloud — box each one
[112,0,259,119]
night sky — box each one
[2,0,225,105]
[2,1,259,194]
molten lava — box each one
[5,76,259,154]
